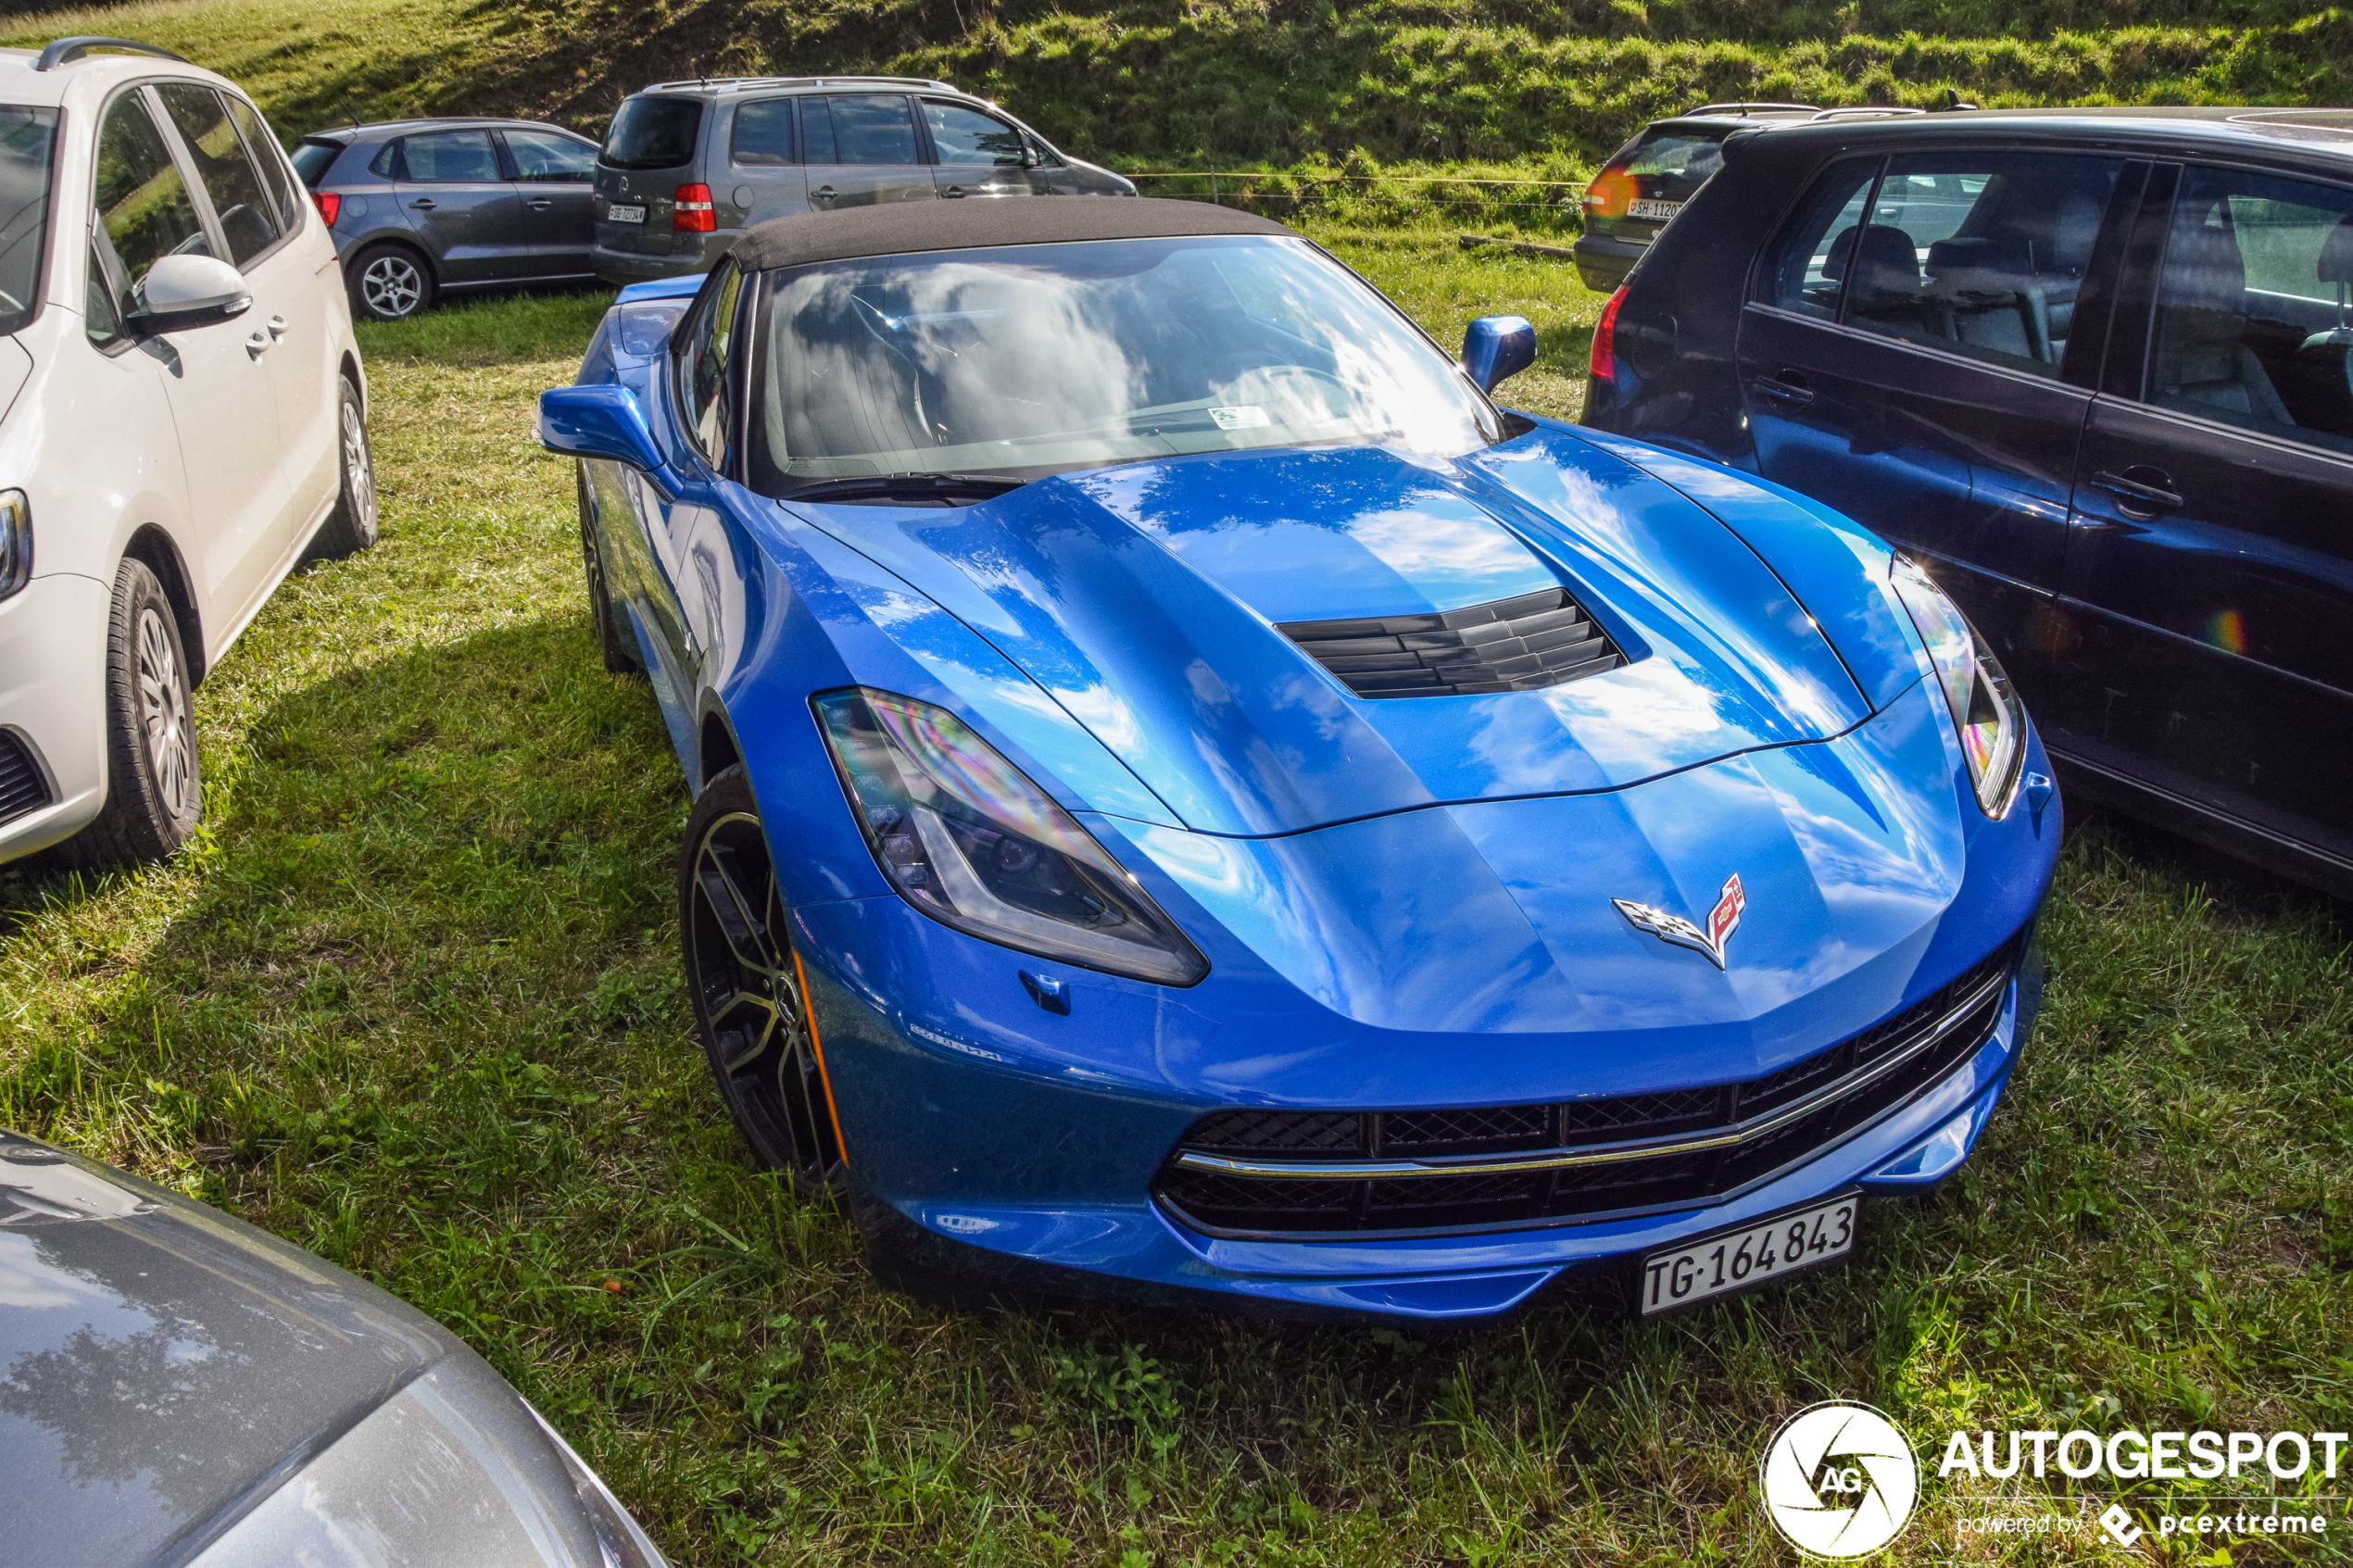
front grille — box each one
[1155,938,2020,1237]
[1278,586,1625,699]
[0,732,50,826]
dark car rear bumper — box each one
[1572,232,1646,292]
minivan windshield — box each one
[603,96,703,169]
[0,107,55,333]
[749,235,1502,496]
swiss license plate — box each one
[1628,197,1683,223]
[606,204,647,224]
[1639,1193,1858,1315]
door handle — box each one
[812,184,836,203]
[1750,370,1814,406]
[942,184,965,198]
[526,196,553,209]
[245,328,273,358]
[409,197,436,210]
[2091,467,2182,515]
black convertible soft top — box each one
[727,196,1291,271]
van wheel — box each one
[307,378,378,559]
[348,244,433,322]
[64,558,202,868]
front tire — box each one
[347,243,434,322]
[578,465,640,674]
[307,377,378,560]
[65,558,202,868]
[680,766,842,1185]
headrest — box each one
[2320,215,2353,286]
[2162,220,2247,317]
[1824,224,1920,294]
[2050,194,2105,273]
[1925,234,2033,284]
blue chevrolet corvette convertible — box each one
[539,198,2060,1321]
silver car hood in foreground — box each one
[0,1133,663,1568]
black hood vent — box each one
[1278,586,1624,699]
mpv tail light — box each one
[313,190,341,226]
[1582,165,1636,221]
[673,183,715,232]
[1590,285,1628,383]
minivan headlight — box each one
[1889,555,2025,818]
[814,688,1209,985]
[0,490,28,600]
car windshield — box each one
[0,107,55,332]
[749,234,1503,495]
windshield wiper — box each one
[781,471,1026,506]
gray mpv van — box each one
[590,76,1134,284]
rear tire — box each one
[347,243,433,322]
[306,377,378,560]
[680,767,843,1186]
[64,558,202,868]
[578,465,641,673]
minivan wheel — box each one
[65,558,202,868]
[348,244,433,322]
[307,378,378,559]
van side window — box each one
[2145,166,2353,454]
[802,96,919,166]
[1758,160,1878,320]
[731,99,797,166]
[92,91,212,339]
[1843,152,2122,375]
[156,83,283,267]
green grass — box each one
[5,243,2352,1562]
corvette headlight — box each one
[814,688,1209,985]
[1889,555,2025,817]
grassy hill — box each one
[6,0,2348,178]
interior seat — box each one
[2289,214,2353,435]
[1921,234,2052,363]
[2151,221,2296,426]
[1825,223,1928,334]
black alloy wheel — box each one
[577,466,641,674]
[348,243,434,322]
[680,766,842,1185]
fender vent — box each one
[0,731,51,827]
[1278,586,1624,699]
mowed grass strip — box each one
[3,261,2350,1564]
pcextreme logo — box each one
[1760,1401,1920,1558]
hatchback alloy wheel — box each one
[359,252,423,319]
[682,771,842,1184]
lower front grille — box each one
[1155,938,2020,1238]
[0,731,50,827]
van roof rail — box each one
[34,36,190,71]
[1684,101,1820,117]
[637,74,957,94]
[1807,106,1929,122]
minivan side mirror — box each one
[128,253,251,338]
[1461,314,1537,393]
[1021,144,1041,169]
[539,384,683,495]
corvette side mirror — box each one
[538,384,682,495]
[127,253,252,338]
[1461,314,1536,393]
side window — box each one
[804,95,919,165]
[1844,152,2122,374]
[730,99,796,166]
[369,140,403,180]
[225,95,300,230]
[1759,159,1878,319]
[2146,166,2353,455]
[156,82,282,266]
[84,243,123,347]
[91,90,211,340]
[399,131,501,183]
[922,102,1025,168]
[504,128,595,182]
[681,264,745,469]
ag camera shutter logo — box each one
[1761,1400,1920,1557]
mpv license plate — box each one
[1628,197,1683,223]
[1639,1193,1858,1315]
[607,204,648,224]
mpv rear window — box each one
[1610,127,1730,199]
[290,139,340,187]
[603,96,703,169]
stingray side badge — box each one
[1613,873,1746,969]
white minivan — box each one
[0,37,373,871]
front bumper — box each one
[0,573,109,862]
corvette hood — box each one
[791,430,1871,835]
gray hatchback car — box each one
[590,75,1134,284]
[292,117,602,320]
